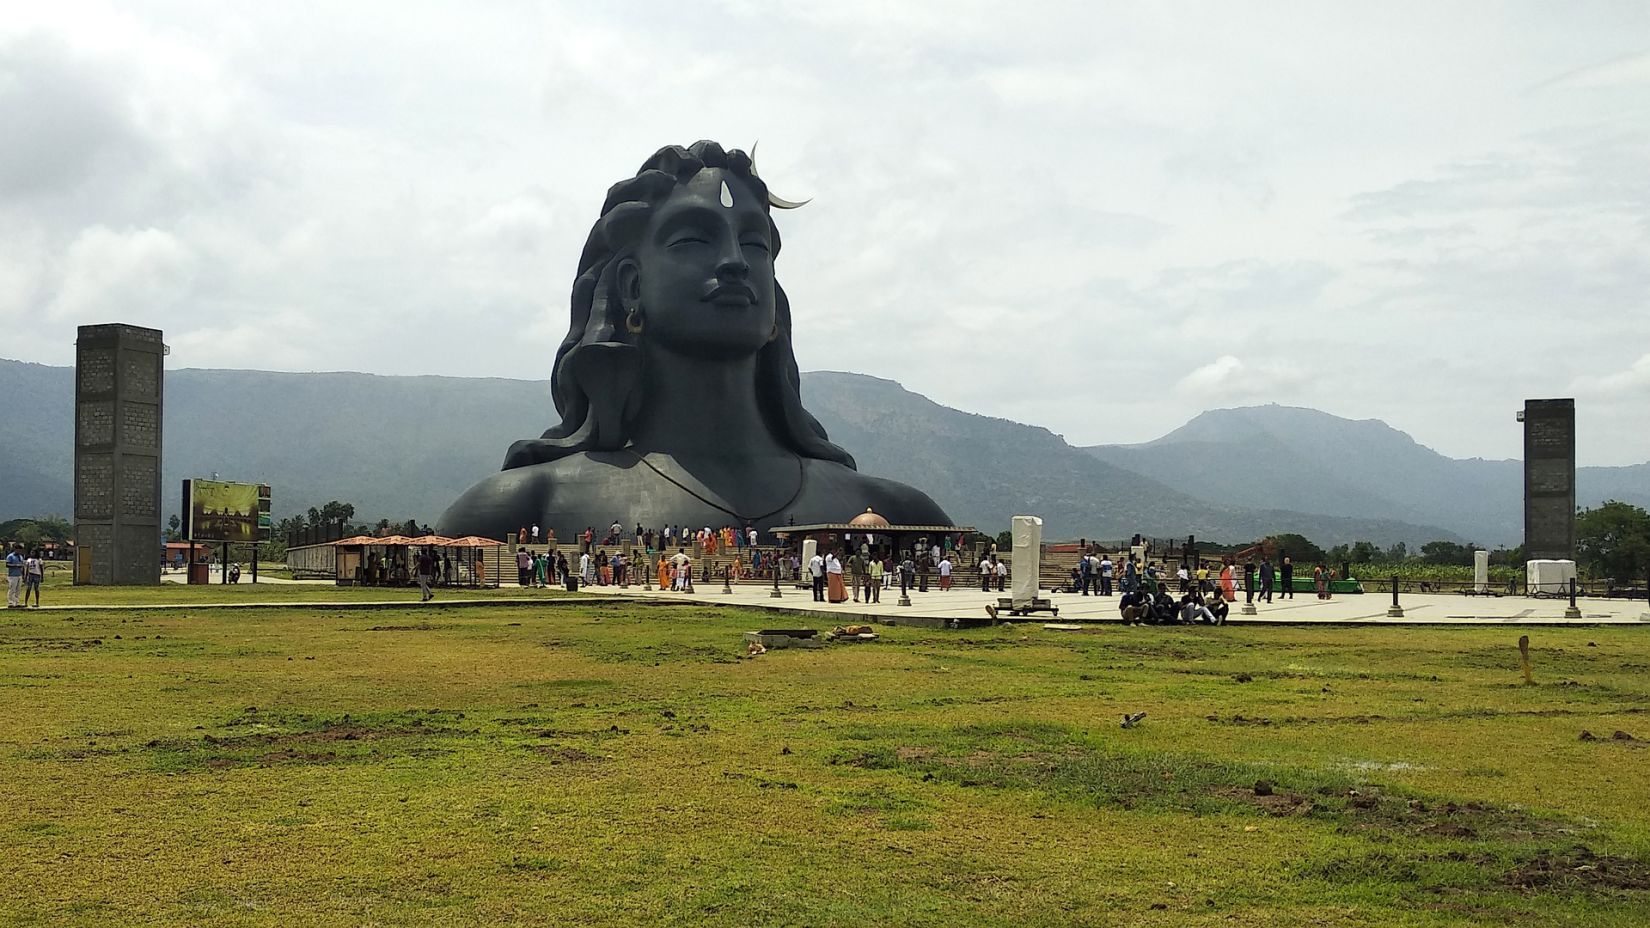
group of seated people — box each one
[1118,582,1230,625]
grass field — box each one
[3,597,1648,926]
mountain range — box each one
[3,358,1644,546]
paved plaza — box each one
[577,579,1650,626]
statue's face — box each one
[627,169,777,359]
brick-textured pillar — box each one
[74,324,164,585]
[1522,398,1575,563]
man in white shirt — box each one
[979,555,992,592]
[670,548,692,591]
[937,556,952,590]
[1099,556,1114,596]
[808,551,826,601]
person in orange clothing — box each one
[658,554,669,591]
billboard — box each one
[183,479,272,543]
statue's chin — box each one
[649,330,769,361]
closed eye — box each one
[668,236,709,248]
[740,239,770,252]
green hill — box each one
[0,358,1557,546]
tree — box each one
[1576,501,1650,583]
[310,501,355,525]
[32,515,72,542]
[166,514,182,542]
[995,530,1013,550]
[1350,541,1379,563]
[1419,540,1474,566]
[1267,533,1325,564]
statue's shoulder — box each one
[437,454,620,536]
[803,459,954,525]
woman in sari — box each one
[658,554,670,591]
[826,550,848,603]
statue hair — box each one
[502,140,856,471]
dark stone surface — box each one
[438,141,949,540]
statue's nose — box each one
[716,241,749,280]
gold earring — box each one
[625,307,644,334]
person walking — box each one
[1314,563,1328,600]
[23,549,44,608]
[825,550,847,603]
[995,557,1009,592]
[848,548,866,603]
[514,547,532,587]
[867,556,883,603]
[415,547,436,602]
[1259,557,1275,603]
[808,549,826,601]
[1099,554,1114,596]
[979,553,992,592]
[8,543,27,608]
[1281,556,1295,599]
[938,554,952,591]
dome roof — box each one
[848,507,890,529]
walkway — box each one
[572,579,1650,626]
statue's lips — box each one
[702,284,757,308]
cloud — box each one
[46,225,196,322]
[1572,354,1650,397]
[0,32,147,197]
[0,2,1646,466]
[1175,355,1308,402]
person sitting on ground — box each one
[1208,594,1229,625]
[1118,588,1146,625]
[1150,583,1179,624]
[1180,592,1217,625]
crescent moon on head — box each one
[749,141,812,210]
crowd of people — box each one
[797,544,1004,604]
[521,522,765,558]
[489,520,1356,621]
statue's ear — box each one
[616,257,641,309]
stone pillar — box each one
[1010,515,1043,608]
[1474,549,1489,594]
[1521,399,1575,562]
[74,324,164,585]
[798,535,818,584]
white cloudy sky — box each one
[2,1,1647,465]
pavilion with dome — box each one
[769,508,977,558]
